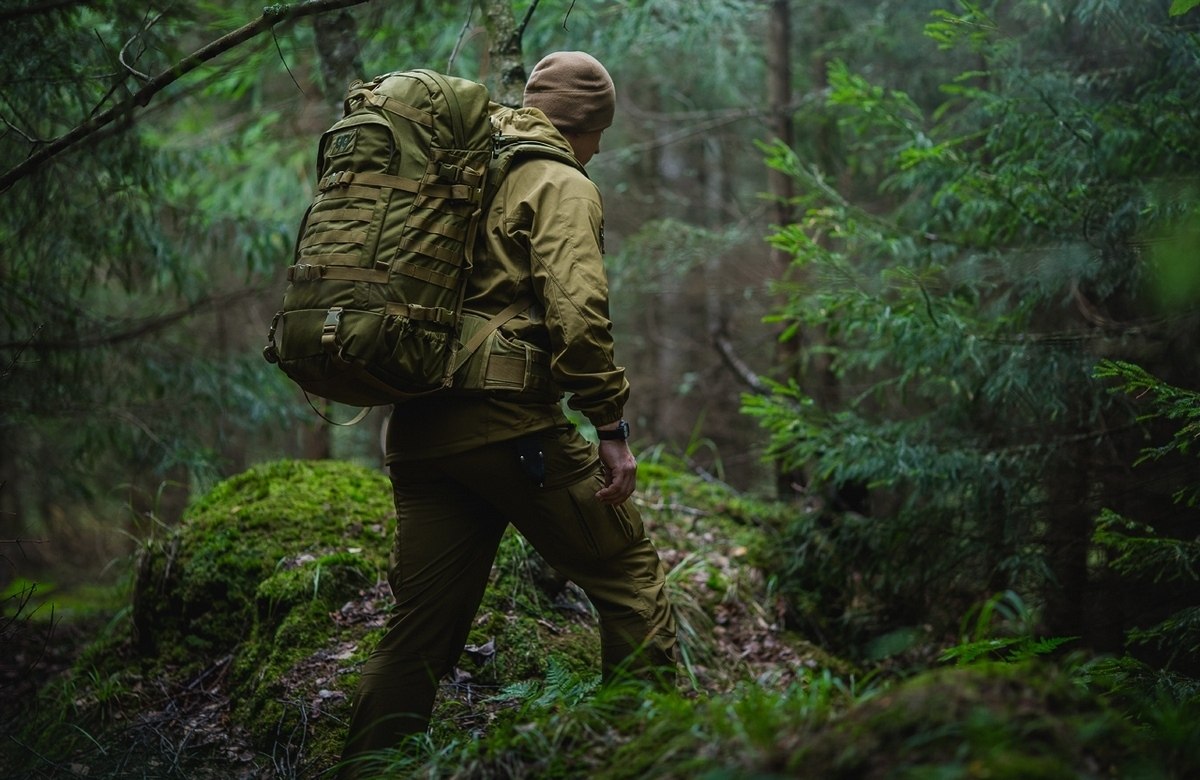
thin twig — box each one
[1,324,43,380]
[447,3,474,73]
[272,27,305,95]
[0,287,269,351]
[516,0,540,42]
[712,318,768,394]
[118,10,165,83]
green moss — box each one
[788,662,1140,779]
[255,551,376,627]
[131,459,392,661]
[638,459,795,571]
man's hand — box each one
[595,438,636,505]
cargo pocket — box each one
[564,472,643,560]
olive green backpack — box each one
[263,69,581,414]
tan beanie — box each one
[522,51,615,133]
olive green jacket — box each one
[385,106,627,462]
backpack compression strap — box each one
[449,297,534,375]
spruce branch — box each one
[0,0,369,195]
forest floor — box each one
[2,560,815,779]
[1,461,824,779]
[5,459,1194,779]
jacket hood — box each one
[489,104,576,158]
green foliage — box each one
[398,669,863,780]
[940,591,1077,665]
[10,457,1200,779]
[1090,362,1200,669]
[493,656,600,710]
[1093,510,1200,584]
[1096,359,1200,487]
[0,0,321,557]
[749,0,1200,659]
[367,658,1194,780]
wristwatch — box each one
[596,419,630,441]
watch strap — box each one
[597,420,630,441]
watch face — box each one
[598,420,629,440]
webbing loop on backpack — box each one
[366,92,434,128]
[307,206,373,225]
[318,170,423,194]
[298,227,367,251]
[312,184,379,205]
[316,170,474,202]
[288,263,390,284]
[406,211,467,240]
[384,302,453,326]
[395,260,457,289]
[485,353,553,391]
[436,161,485,188]
[397,237,464,266]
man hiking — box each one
[338,51,678,777]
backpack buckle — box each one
[321,307,344,353]
[319,170,355,190]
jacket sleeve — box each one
[519,161,629,427]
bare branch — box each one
[118,10,167,84]
[1,324,44,381]
[448,3,475,72]
[712,319,768,394]
[516,0,540,42]
[0,287,270,352]
[0,0,370,195]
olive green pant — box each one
[339,425,677,773]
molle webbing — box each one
[287,262,390,284]
[266,68,503,408]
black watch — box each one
[596,420,630,441]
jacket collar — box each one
[489,104,577,159]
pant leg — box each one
[450,427,678,680]
[340,460,506,773]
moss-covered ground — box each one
[2,458,1197,779]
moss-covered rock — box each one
[131,459,393,664]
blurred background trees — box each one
[2,0,1198,672]
[745,0,1200,667]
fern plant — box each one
[940,591,1077,665]
[493,656,600,712]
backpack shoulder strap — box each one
[485,138,585,203]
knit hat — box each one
[522,51,615,133]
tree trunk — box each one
[313,8,364,102]
[1041,440,1093,638]
[477,0,528,106]
[766,0,799,497]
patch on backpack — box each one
[327,129,357,158]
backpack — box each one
[262,69,581,411]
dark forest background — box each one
[3,0,1200,723]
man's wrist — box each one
[596,419,630,441]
